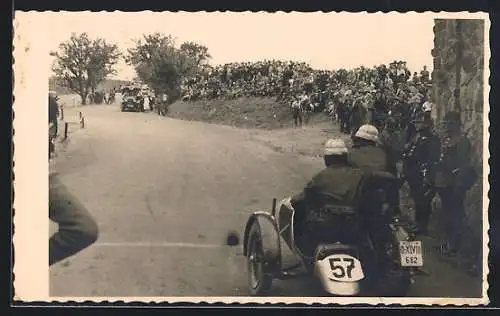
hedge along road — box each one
[49,103,483,298]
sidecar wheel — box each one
[247,222,272,296]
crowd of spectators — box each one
[180,60,432,113]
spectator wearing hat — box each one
[395,63,407,85]
[378,117,406,177]
[412,72,420,84]
[349,94,369,139]
[337,92,352,134]
[401,111,441,234]
[48,92,59,158]
[291,96,303,127]
[405,92,425,142]
[48,91,60,137]
[434,111,477,255]
[420,65,430,84]
[372,91,389,131]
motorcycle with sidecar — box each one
[242,171,423,296]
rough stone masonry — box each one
[431,19,485,267]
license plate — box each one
[399,240,423,267]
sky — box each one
[22,12,439,81]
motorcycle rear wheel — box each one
[247,222,273,296]
[385,270,412,297]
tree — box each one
[179,41,211,69]
[51,33,121,104]
[126,33,211,103]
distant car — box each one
[120,86,143,112]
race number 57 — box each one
[326,255,364,282]
[329,257,355,278]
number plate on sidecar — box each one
[399,240,424,267]
[325,254,364,282]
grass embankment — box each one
[167,97,332,130]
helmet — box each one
[324,138,348,156]
[354,124,379,142]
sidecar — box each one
[242,171,421,296]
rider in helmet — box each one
[290,138,365,255]
[348,124,388,172]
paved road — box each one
[49,104,483,298]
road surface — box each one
[50,104,483,298]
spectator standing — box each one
[49,91,59,137]
[401,111,441,234]
[420,65,430,84]
[434,111,477,256]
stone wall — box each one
[431,19,485,269]
[432,18,485,167]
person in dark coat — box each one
[420,65,430,84]
[348,124,388,173]
[49,174,99,265]
[401,111,441,234]
[337,93,352,134]
[372,92,389,132]
[378,117,406,177]
[48,91,60,157]
[289,138,365,256]
[291,97,303,127]
[434,111,477,256]
[349,96,368,139]
[49,91,59,135]
[49,91,99,265]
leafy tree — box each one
[179,41,211,69]
[126,33,211,102]
[51,33,121,104]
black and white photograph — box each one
[13,11,490,304]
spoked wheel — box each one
[247,223,272,296]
